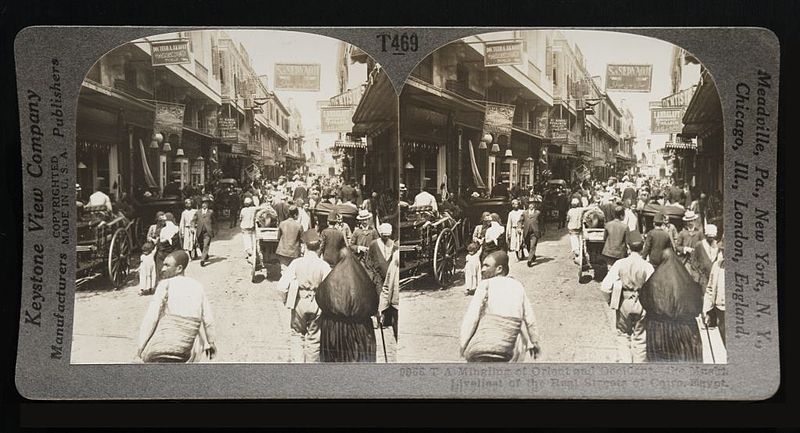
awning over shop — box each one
[334,140,368,150]
[664,141,698,150]
[352,68,397,136]
[682,70,722,137]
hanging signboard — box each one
[650,107,685,134]
[573,164,591,181]
[661,86,697,108]
[153,102,185,140]
[274,63,321,91]
[329,84,366,107]
[664,140,698,150]
[230,142,248,154]
[320,106,355,133]
[605,64,653,92]
[483,102,515,138]
[549,118,568,139]
[218,117,238,141]
[485,41,524,67]
[151,41,192,66]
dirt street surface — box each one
[71,225,396,364]
[398,227,625,363]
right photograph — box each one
[398,30,725,364]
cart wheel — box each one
[577,238,584,279]
[108,228,132,289]
[433,227,457,287]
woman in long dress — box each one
[315,252,379,362]
[639,248,704,362]
[506,199,525,261]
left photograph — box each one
[71,30,400,363]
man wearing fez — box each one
[277,229,331,362]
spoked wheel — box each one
[433,227,457,287]
[577,236,584,279]
[108,228,132,289]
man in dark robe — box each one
[320,212,347,267]
[642,212,674,267]
[315,253,379,362]
[639,248,703,362]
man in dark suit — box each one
[642,211,674,267]
[522,199,543,267]
[602,206,629,270]
[196,196,215,267]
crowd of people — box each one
[135,172,399,364]
[455,173,725,364]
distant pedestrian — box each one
[642,212,674,267]
[703,237,726,347]
[522,198,543,266]
[463,241,482,296]
[196,196,215,267]
[506,199,525,261]
[602,206,629,270]
[379,249,400,341]
[276,205,303,273]
[137,241,157,296]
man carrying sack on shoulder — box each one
[137,250,216,363]
[459,251,541,362]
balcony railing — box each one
[113,79,153,100]
[513,121,549,137]
[445,80,485,101]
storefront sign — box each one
[485,41,524,67]
[218,117,238,140]
[153,102,185,139]
[605,64,652,92]
[151,41,191,66]
[664,140,697,150]
[274,63,321,91]
[650,107,685,134]
[483,102,515,138]
[661,86,697,108]
[549,118,568,139]
[320,106,355,133]
[329,85,365,107]
[230,142,247,154]
[574,164,591,181]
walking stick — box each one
[704,318,716,364]
[378,315,388,363]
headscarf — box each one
[639,248,703,321]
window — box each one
[457,63,469,83]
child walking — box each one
[463,241,482,296]
[137,241,157,296]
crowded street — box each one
[399,227,622,363]
[72,224,397,363]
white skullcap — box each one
[378,223,393,236]
[705,224,718,237]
